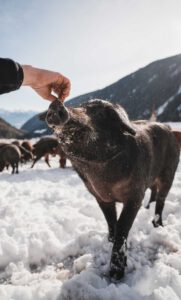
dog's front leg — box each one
[97,201,117,242]
[110,199,141,281]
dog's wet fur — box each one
[45,99,180,281]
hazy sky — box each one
[0,0,181,111]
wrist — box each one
[22,65,38,86]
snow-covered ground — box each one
[0,153,181,300]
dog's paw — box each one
[109,242,127,281]
[152,214,163,227]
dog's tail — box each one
[172,130,181,148]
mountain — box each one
[0,110,37,129]
[21,54,181,136]
[0,117,26,139]
[21,112,52,137]
[67,53,181,121]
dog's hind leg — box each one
[146,183,158,209]
[152,181,172,227]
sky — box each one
[0,0,181,111]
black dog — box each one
[46,99,180,281]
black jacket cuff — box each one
[0,58,24,94]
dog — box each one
[46,99,181,281]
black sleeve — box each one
[0,58,24,95]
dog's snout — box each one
[46,100,69,127]
[58,110,65,120]
[46,110,59,126]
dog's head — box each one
[45,99,136,161]
[81,99,136,136]
[46,99,135,135]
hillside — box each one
[21,112,53,137]
[0,117,26,139]
[22,54,181,136]
[67,53,181,121]
[0,110,37,129]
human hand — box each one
[22,65,71,101]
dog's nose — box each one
[46,110,61,126]
[46,99,69,127]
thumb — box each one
[46,94,57,102]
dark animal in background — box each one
[0,142,8,148]
[46,99,181,281]
[21,140,33,153]
[31,137,66,168]
[31,137,57,168]
[12,140,21,147]
[12,141,33,163]
[19,145,33,163]
[0,144,21,174]
[0,142,10,170]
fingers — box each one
[57,76,71,101]
[33,86,57,101]
[52,76,71,102]
[47,94,57,102]
[62,79,71,99]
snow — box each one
[148,74,158,83]
[168,122,181,130]
[34,129,47,134]
[177,85,181,95]
[170,63,181,77]
[157,85,181,117]
[0,148,181,300]
[157,96,174,116]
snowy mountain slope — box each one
[21,112,52,137]
[0,117,26,139]
[67,54,181,122]
[0,154,181,299]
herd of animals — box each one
[0,136,66,174]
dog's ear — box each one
[116,106,136,135]
[85,100,136,135]
[38,111,48,121]
[106,104,136,136]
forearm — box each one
[21,65,59,88]
[0,58,24,94]
[22,65,37,86]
